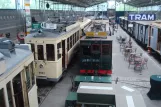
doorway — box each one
[148,26,152,47]
[12,73,24,107]
[62,40,66,70]
[157,29,161,51]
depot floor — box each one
[40,25,161,107]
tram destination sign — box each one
[128,14,156,21]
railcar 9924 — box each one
[0,38,38,107]
[25,18,92,82]
[65,19,146,107]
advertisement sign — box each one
[128,14,156,21]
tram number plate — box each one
[39,72,45,75]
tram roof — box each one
[0,47,32,79]
[26,30,66,39]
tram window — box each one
[92,45,100,52]
[57,42,61,59]
[67,38,70,51]
[70,36,72,49]
[74,33,76,43]
[30,44,35,59]
[25,66,31,91]
[31,62,35,85]
[72,34,74,45]
[0,89,6,107]
[77,31,79,41]
[140,26,143,34]
[75,33,77,43]
[73,34,75,44]
[7,82,14,107]
[102,45,111,55]
[82,46,91,56]
[46,44,55,61]
[37,45,44,60]
[151,28,154,37]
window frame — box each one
[57,42,62,60]
[101,44,112,55]
[70,36,73,49]
[6,82,14,107]
[37,45,44,60]
[0,88,6,107]
[67,37,70,51]
[72,34,75,46]
[30,44,36,59]
[46,44,55,61]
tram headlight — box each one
[39,64,44,68]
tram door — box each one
[157,29,161,51]
[62,40,66,69]
[13,73,24,107]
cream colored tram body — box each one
[25,18,92,82]
[0,38,38,107]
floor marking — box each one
[126,96,135,107]
[122,86,135,92]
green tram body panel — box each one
[80,39,112,71]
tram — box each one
[80,20,112,75]
[0,38,38,107]
[65,19,146,107]
[25,18,92,82]
[119,17,161,56]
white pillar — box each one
[4,86,9,107]
[10,81,16,107]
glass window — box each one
[75,33,77,43]
[102,45,111,55]
[0,0,16,9]
[57,42,62,59]
[31,62,35,86]
[77,31,79,41]
[92,45,100,51]
[72,34,75,45]
[46,44,55,61]
[25,66,31,91]
[30,44,35,59]
[67,38,70,51]
[70,36,72,49]
[7,82,13,107]
[37,45,44,60]
[151,28,154,36]
[140,26,143,34]
[82,45,91,56]
[0,89,6,107]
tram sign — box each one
[32,23,41,29]
[128,14,156,21]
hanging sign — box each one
[17,32,25,40]
[24,0,31,35]
[128,14,156,21]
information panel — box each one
[128,14,156,21]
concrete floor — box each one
[40,25,161,107]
